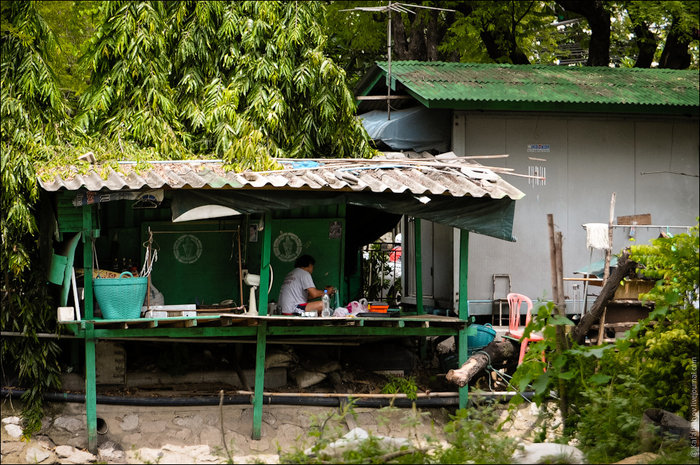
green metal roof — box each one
[362,61,699,115]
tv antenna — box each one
[342,2,454,120]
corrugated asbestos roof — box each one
[37,151,525,200]
[370,61,699,111]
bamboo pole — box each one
[233,390,460,398]
[273,154,510,162]
[547,214,569,425]
[547,214,559,305]
[598,192,616,344]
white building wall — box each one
[450,111,699,315]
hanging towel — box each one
[584,223,609,250]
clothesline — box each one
[609,224,692,229]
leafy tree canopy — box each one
[74,0,375,171]
[325,1,699,87]
[1,0,374,437]
[1,0,67,435]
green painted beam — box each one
[70,320,466,339]
[252,320,267,440]
[420,99,699,115]
[265,326,459,337]
[92,326,258,339]
[414,218,424,315]
[258,212,272,316]
[458,230,469,410]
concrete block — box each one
[96,341,126,385]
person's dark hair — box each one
[295,254,315,268]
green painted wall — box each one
[140,220,244,305]
[268,217,344,307]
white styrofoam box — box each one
[57,307,75,322]
[141,304,197,312]
[144,309,197,318]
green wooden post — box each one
[458,229,470,410]
[258,212,272,316]
[82,205,97,452]
[414,218,424,315]
[252,320,268,439]
[83,207,94,320]
[85,324,97,452]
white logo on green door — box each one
[274,232,302,262]
[174,234,203,264]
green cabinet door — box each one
[142,221,241,305]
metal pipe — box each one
[0,332,361,345]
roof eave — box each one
[412,99,700,116]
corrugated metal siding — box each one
[37,152,525,200]
[376,61,699,108]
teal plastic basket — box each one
[439,323,498,371]
[93,272,147,320]
[467,323,496,354]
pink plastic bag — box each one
[347,299,368,315]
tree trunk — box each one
[392,9,453,62]
[425,10,446,61]
[626,7,657,69]
[659,17,692,69]
[479,25,530,64]
[446,339,517,388]
[406,13,427,60]
[569,251,637,345]
[557,0,611,66]
[391,11,409,59]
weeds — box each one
[381,376,419,400]
[280,401,519,464]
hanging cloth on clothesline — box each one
[583,223,609,250]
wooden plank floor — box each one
[64,313,468,331]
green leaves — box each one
[589,373,612,385]
[508,224,699,461]
[3,0,377,441]
[75,1,374,169]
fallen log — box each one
[445,339,517,388]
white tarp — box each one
[358,106,451,152]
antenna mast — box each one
[387,1,392,119]
[342,2,454,121]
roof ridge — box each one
[376,60,699,74]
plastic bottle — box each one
[321,290,330,317]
